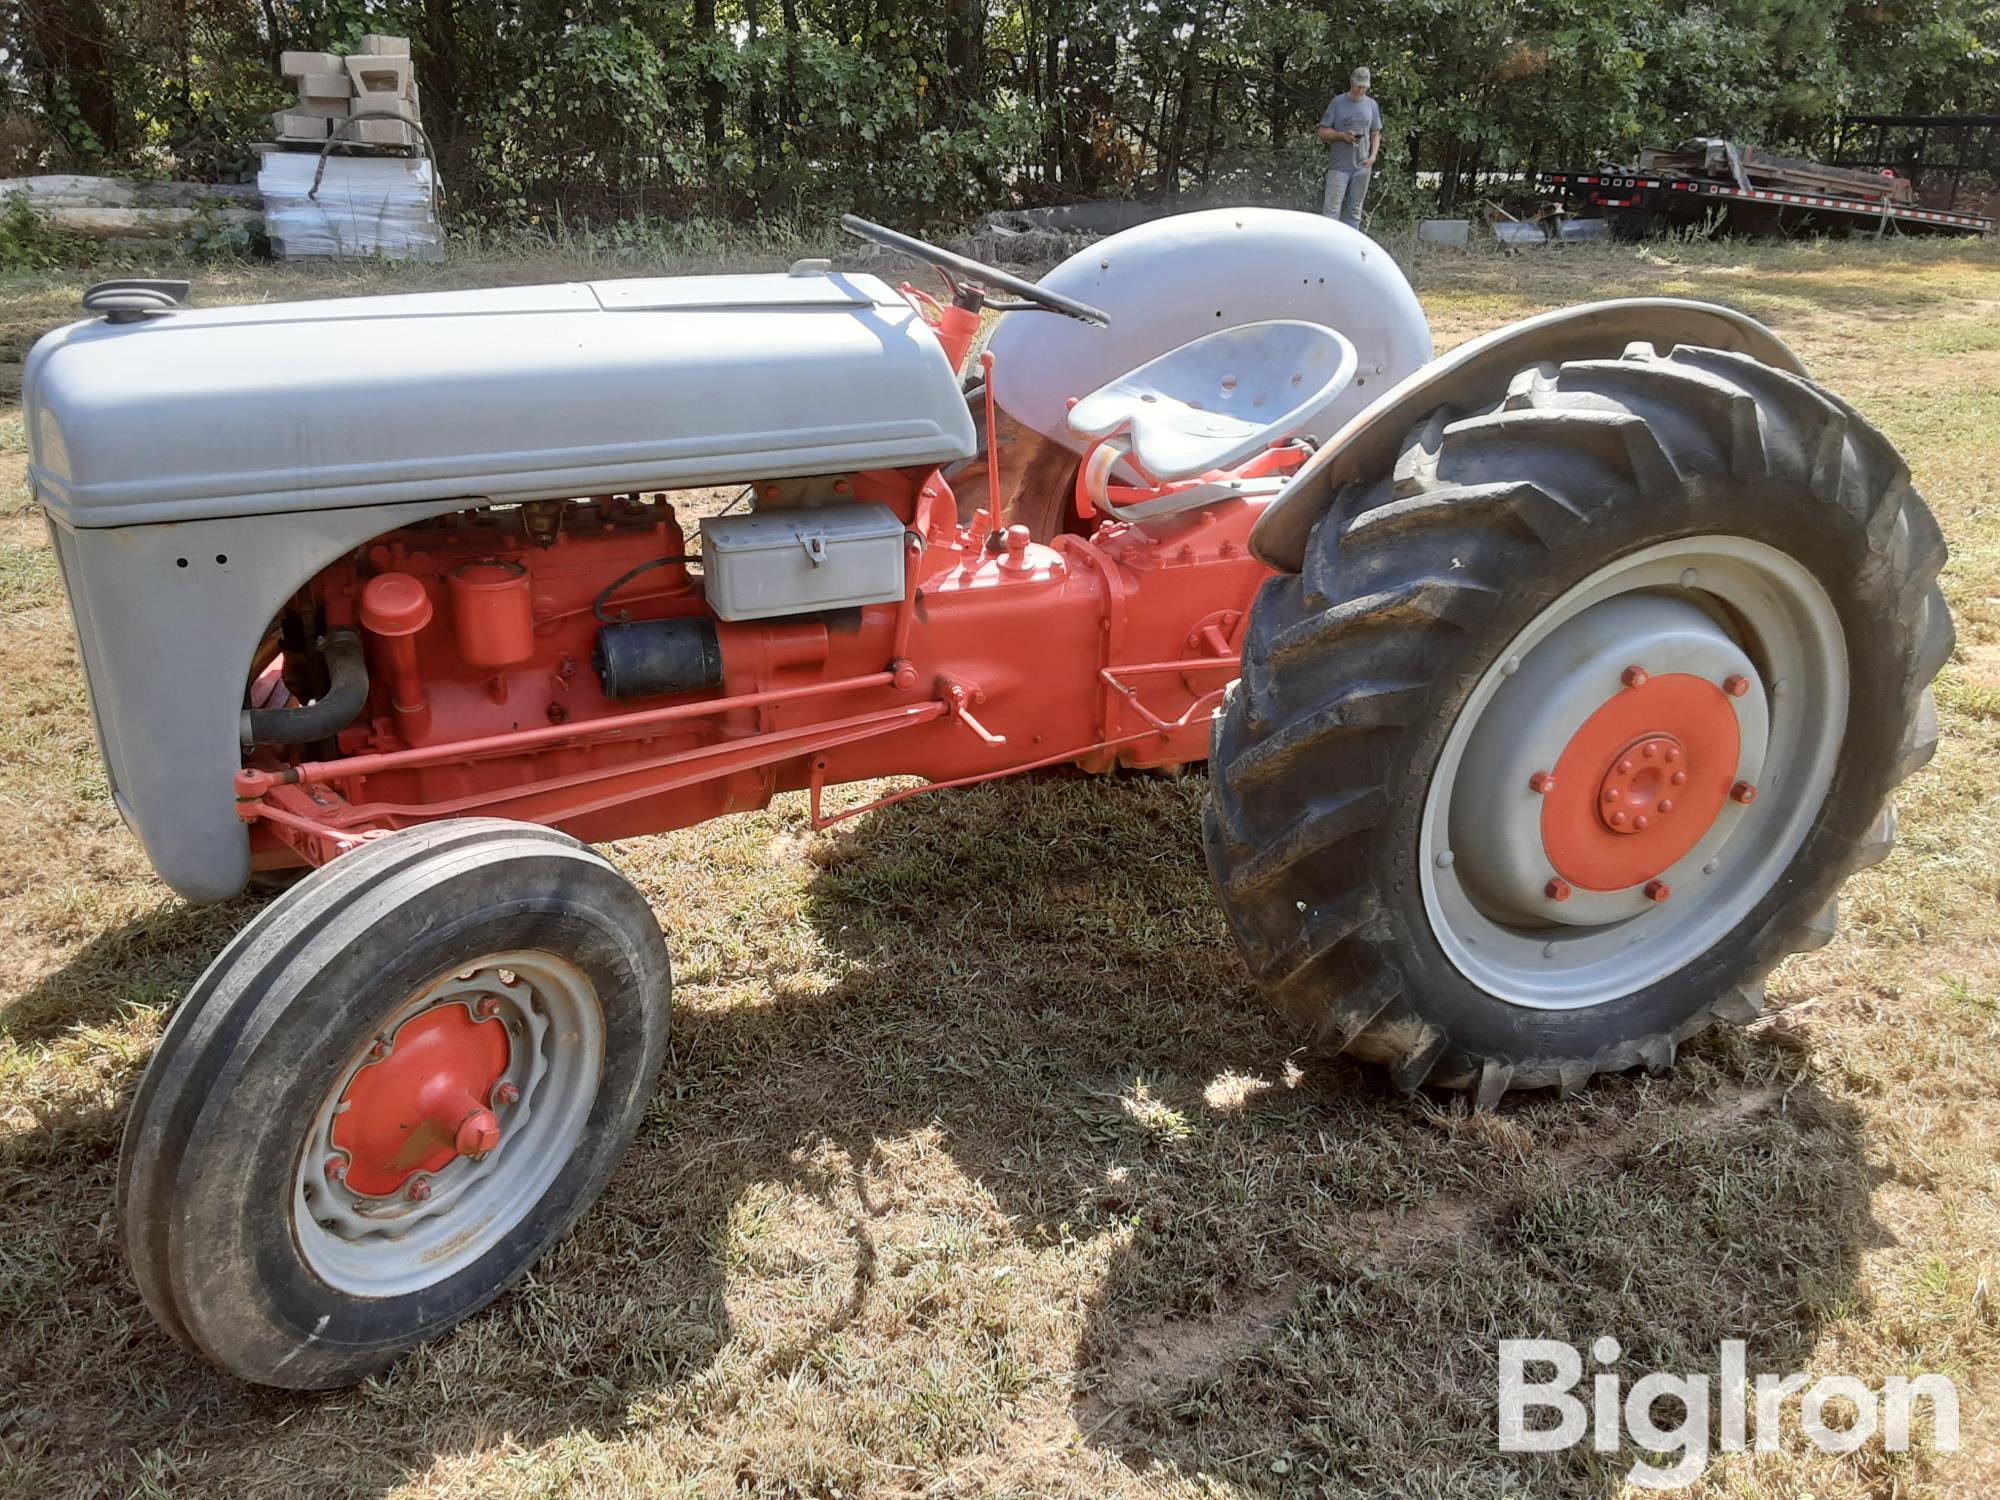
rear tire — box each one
[1204,341,1951,1104]
[118,818,671,1387]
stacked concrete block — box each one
[272,36,423,152]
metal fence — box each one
[1824,114,1999,211]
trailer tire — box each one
[118,818,670,1387]
[1204,342,1950,1104]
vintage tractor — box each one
[29,209,1949,1388]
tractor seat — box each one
[1067,320,1359,483]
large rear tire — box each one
[1204,341,1951,1104]
[118,818,671,1387]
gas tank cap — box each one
[82,278,191,323]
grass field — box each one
[2,231,1998,1498]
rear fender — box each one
[987,207,1433,456]
[1248,298,1806,573]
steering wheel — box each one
[841,214,1110,328]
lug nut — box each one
[1658,799,1675,814]
[494,1081,521,1106]
[325,1156,347,1183]
[406,1176,433,1202]
[1723,674,1751,698]
[1642,742,1658,759]
[1730,781,1759,805]
[1545,878,1572,902]
[1644,880,1671,903]
[455,1108,501,1157]
[1633,815,1650,830]
[1528,771,1557,794]
[1671,770,1687,785]
[368,1039,389,1059]
[475,995,501,1019]
[1622,665,1650,688]
[1617,758,1634,775]
[1610,811,1628,828]
[1603,788,1622,804]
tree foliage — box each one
[4,0,1994,224]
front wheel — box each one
[117,818,671,1387]
[1205,340,1951,1105]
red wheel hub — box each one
[1541,673,1742,892]
[1596,735,1687,835]
[330,1002,511,1198]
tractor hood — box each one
[26,270,976,528]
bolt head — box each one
[1723,674,1751,698]
[405,1176,432,1202]
[494,1081,521,1106]
[1642,743,1657,759]
[1730,781,1759,805]
[1528,771,1557,795]
[455,1108,502,1158]
[1633,815,1650,830]
[475,995,501,1019]
[1603,788,1622,804]
[1610,810,1628,827]
[1617,758,1634,775]
[1671,770,1687,785]
[324,1156,347,1182]
[1644,880,1671,903]
[1545,877,1572,903]
[1622,665,1650,688]
[368,1040,388,1059]
[1658,798,1675,814]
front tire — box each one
[1204,341,1951,1105]
[118,818,671,1388]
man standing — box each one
[1319,67,1382,230]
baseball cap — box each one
[1351,67,1372,85]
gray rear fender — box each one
[1248,298,1808,573]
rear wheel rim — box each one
[292,950,604,1297]
[1420,536,1847,1009]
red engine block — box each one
[242,463,1272,868]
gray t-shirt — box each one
[1320,92,1382,172]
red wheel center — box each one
[1542,674,1743,892]
[1596,735,1687,834]
[330,1001,511,1198]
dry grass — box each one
[3,232,1998,1499]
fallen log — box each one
[0,174,261,209]
[33,205,264,241]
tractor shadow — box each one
[0,771,1879,1497]
[776,776,1883,1495]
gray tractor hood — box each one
[26,270,976,528]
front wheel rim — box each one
[1419,536,1847,1010]
[292,950,605,1297]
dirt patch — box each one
[1077,1282,1307,1433]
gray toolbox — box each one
[700,503,908,621]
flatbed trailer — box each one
[1538,168,1993,238]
